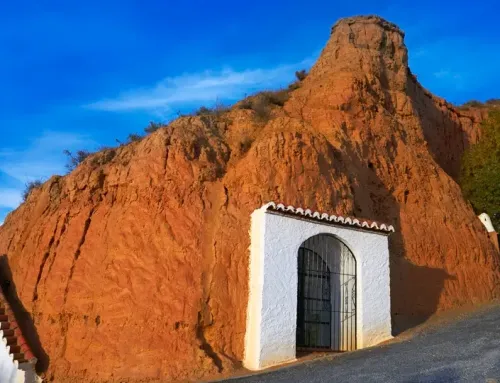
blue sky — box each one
[1,1,499,224]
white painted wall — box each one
[479,213,496,233]
[0,334,25,383]
[244,206,393,370]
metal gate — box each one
[296,234,357,351]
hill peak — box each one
[331,15,405,37]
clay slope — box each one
[0,15,499,382]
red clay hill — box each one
[0,15,499,382]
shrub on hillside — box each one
[261,90,290,107]
[144,121,164,134]
[460,109,500,229]
[485,99,500,106]
[90,147,117,167]
[237,89,290,123]
[195,106,211,115]
[239,98,253,110]
[295,69,308,81]
[23,180,43,201]
[251,98,272,123]
[127,133,143,143]
[63,149,92,171]
[461,100,484,108]
[194,101,231,117]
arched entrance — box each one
[296,234,357,351]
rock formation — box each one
[0,15,499,382]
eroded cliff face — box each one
[0,15,499,382]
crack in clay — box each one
[63,207,95,306]
[197,182,230,372]
[59,207,95,359]
[196,311,223,373]
[44,210,71,286]
[32,223,59,303]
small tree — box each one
[63,150,92,171]
[23,180,43,201]
[460,110,500,229]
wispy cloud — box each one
[86,59,314,113]
[412,48,428,58]
[433,69,462,80]
[0,131,94,184]
[0,189,22,209]
[0,131,94,222]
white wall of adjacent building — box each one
[0,335,25,383]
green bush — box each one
[23,180,43,201]
[460,110,500,229]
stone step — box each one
[0,321,10,330]
[9,345,21,354]
[12,353,26,362]
[1,329,14,337]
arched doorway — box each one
[296,234,357,351]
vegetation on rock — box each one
[63,149,92,171]
[144,121,165,134]
[459,99,500,110]
[127,133,143,143]
[22,180,43,201]
[460,109,500,228]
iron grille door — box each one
[297,248,332,349]
[296,235,357,351]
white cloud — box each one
[0,189,22,209]
[0,131,94,216]
[432,69,463,91]
[433,70,461,79]
[86,58,314,112]
[0,130,94,184]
